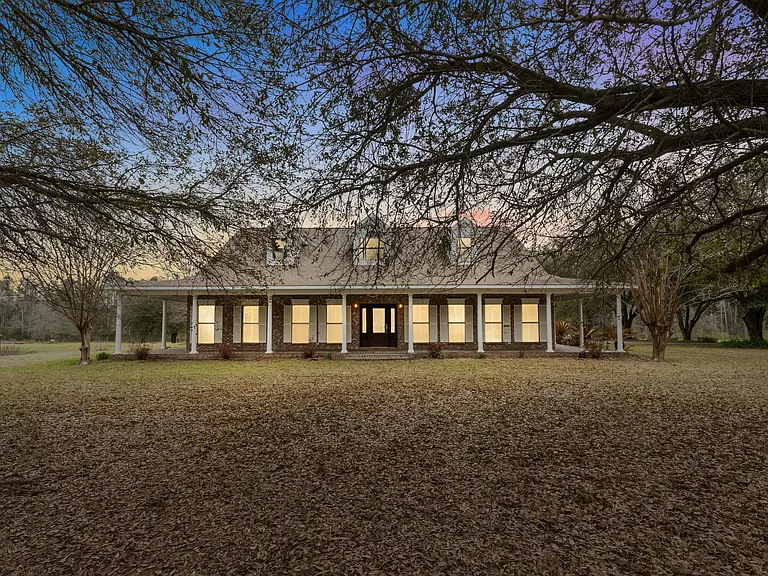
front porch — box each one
[115,285,629,358]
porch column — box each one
[160,300,167,349]
[113,293,122,355]
[578,300,585,348]
[616,293,625,353]
[407,292,414,354]
[545,293,554,352]
[341,292,348,354]
[190,294,198,354]
[266,295,273,353]
[476,293,484,353]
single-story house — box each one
[118,219,626,356]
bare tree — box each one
[269,0,768,276]
[1,1,293,270]
[15,219,131,364]
[631,255,691,361]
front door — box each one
[360,304,397,347]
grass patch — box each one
[1,347,767,574]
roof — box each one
[129,227,591,293]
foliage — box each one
[698,336,718,343]
[426,342,443,359]
[718,339,768,348]
[579,340,604,359]
[0,345,24,356]
[130,343,152,361]
[95,352,111,361]
[216,343,233,360]
[303,345,316,359]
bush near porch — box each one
[1,347,767,574]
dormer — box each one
[355,216,387,265]
[266,230,297,266]
[451,218,476,265]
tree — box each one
[631,254,691,361]
[733,285,768,341]
[269,0,768,277]
[1,1,291,272]
[14,218,131,364]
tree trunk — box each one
[677,306,694,341]
[650,327,669,361]
[742,307,766,342]
[171,331,178,344]
[79,326,92,365]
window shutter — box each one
[346,306,352,343]
[233,305,242,344]
[318,305,327,343]
[258,305,267,343]
[514,304,523,342]
[503,304,512,343]
[309,305,318,343]
[439,305,448,342]
[214,305,223,344]
[404,304,409,342]
[465,304,474,343]
[283,305,292,343]
[429,304,438,342]
[539,304,547,342]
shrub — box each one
[0,344,23,356]
[697,336,717,343]
[426,342,443,358]
[323,353,332,360]
[130,343,152,360]
[215,343,233,359]
[517,350,525,358]
[95,351,110,361]
[718,339,768,348]
[303,345,316,359]
[579,339,603,359]
[477,352,486,359]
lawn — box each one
[1,348,767,575]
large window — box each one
[198,304,215,344]
[448,303,465,343]
[326,303,343,344]
[521,303,540,342]
[270,238,287,263]
[242,305,260,343]
[412,302,430,343]
[361,237,384,260]
[457,237,472,264]
[485,303,502,343]
[292,303,310,344]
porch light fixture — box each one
[353,302,358,308]
[398,303,403,309]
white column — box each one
[616,293,625,353]
[477,293,484,353]
[407,293,414,354]
[190,294,198,354]
[545,293,554,352]
[113,293,122,355]
[160,300,167,349]
[341,293,348,354]
[578,300,585,348]
[266,295,273,353]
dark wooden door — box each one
[360,305,397,347]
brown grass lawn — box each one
[1,347,767,575]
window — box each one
[242,305,260,343]
[361,237,384,260]
[521,303,539,342]
[457,237,472,264]
[448,303,465,343]
[292,303,310,344]
[412,303,430,343]
[198,304,215,344]
[485,303,502,343]
[269,238,287,264]
[326,303,343,344]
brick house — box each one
[118,221,626,356]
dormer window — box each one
[457,237,472,264]
[267,237,291,265]
[361,237,385,261]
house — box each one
[118,220,627,356]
